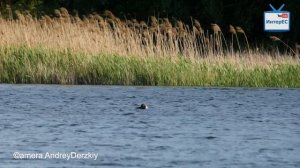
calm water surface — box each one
[0,85,300,168]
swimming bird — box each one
[137,104,148,110]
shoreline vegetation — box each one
[0,8,300,87]
[1,46,300,87]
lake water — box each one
[0,85,300,168]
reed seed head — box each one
[235,26,245,34]
[44,15,53,25]
[269,36,281,42]
[106,18,115,28]
[126,20,134,27]
[163,18,172,29]
[59,7,69,17]
[211,23,221,33]
[103,10,115,19]
[150,16,158,27]
[14,10,25,21]
[132,19,138,24]
[24,13,33,22]
[194,20,201,29]
[54,9,61,17]
[175,21,184,30]
[193,26,200,35]
[193,20,203,34]
[229,25,236,34]
[172,27,178,36]
[94,15,104,22]
[163,18,170,22]
[140,21,148,29]
[73,15,82,23]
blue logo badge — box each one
[264,4,290,32]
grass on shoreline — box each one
[1,46,300,87]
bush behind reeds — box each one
[1,46,300,87]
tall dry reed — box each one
[0,9,298,60]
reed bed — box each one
[0,9,299,87]
[1,8,297,58]
[1,46,300,87]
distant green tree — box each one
[14,0,43,13]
